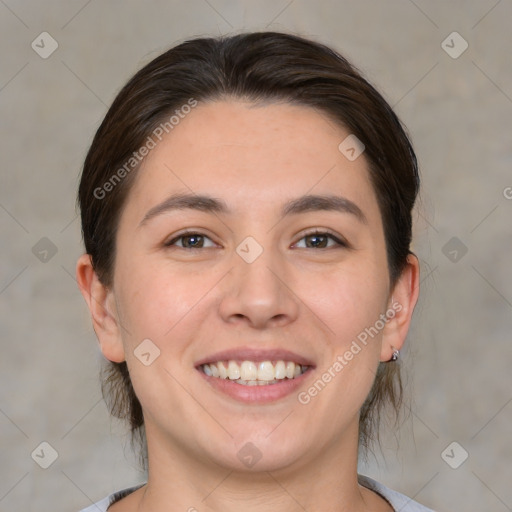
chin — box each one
[208,432,311,474]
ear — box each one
[380,253,420,362]
[76,253,125,363]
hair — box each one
[78,31,419,464]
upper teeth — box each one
[201,360,307,382]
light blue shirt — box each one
[79,475,436,511]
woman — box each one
[76,31,434,511]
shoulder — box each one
[358,474,437,512]
[78,485,144,512]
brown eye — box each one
[165,232,215,249]
[294,231,347,249]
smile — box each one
[200,360,309,386]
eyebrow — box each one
[138,192,367,227]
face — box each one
[95,100,404,473]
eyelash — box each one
[164,229,348,250]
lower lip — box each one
[197,368,314,403]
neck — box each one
[137,419,375,512]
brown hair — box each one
[78,31,419,463]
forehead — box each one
[125,100,380,223]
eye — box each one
[293,230,348,249]
[164,229,347,250]
[164,231,216,249]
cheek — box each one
[115,261,211,415]
[305,257,389,347]
[115,256,221,346]
[299,262,388,424]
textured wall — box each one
[1,1,511,511]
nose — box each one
[218,248,300,330]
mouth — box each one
[195,348,315,403]
[199,359,310,386]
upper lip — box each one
[195,347,316,368]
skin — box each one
[77,100,419,512]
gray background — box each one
[1,1,511,511]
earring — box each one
[389,347,399,362]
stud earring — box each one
[389,347,399,362]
